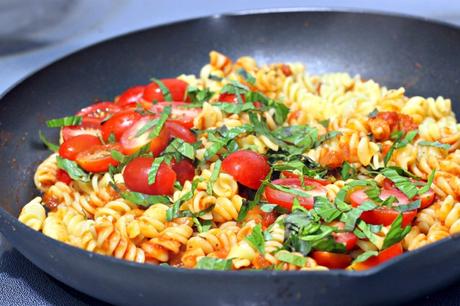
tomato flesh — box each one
[333,232,358,252]
[120,116,170,155]
[221,150,270,189]
[116,86,145,107]
[264,178,327,210]
[148,102,200,129]
[143,79,188,102]
[171,159,195,185]
[123,157,176,195]
[311,251,352,269]
[281,171,329,185]
[56,169,72,185]
[77,102,121,124]
[76,144,120,172]
[352,243,403,270]
[61,116,101,142]
[218,93,246,103]
[165,121,196,143]
[101,111,142,142]
[59,135,101,160]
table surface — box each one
[2,1,460,305]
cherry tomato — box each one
[350,188,416,226]
[352,243,403,270]
[311,251,352,269]
[101,111,142,142]
[171,159,195,185]
[149,102,200,129]
[59,135,101,160]
[120,116,170,155]
[261,211,278,230]
[116,86,145,107]
[123,157,176,195]
[56,169,72,185]
[221,150,270,189]
[218,93,246,103]
[333,232,358,252]
[77,102,121,124]
[165,121,196,143]
[76,143,120,173]
[61,116,101,142]
[264,178,327,210]
[281,171,329,185]
[143,79,188,102]
[382,178,435,209]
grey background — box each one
[1,0,460,305]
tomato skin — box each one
[101,111,142,142]
[59,135,101,160]
[56,169,72,185]
[149,102,200,129]
[119,116,170,155]
[221,150,270,189]
[311,251,352,269]
[416,189,435,209]
[171,159,195,185]
[77,102,121,124]
[264,178,327,210]
[165,121,196,143]
[143,79,188,102]
[61,117,101,142]
[281,171,329,186]
[116,86,145,107]
[333,232,358,252]
[352,243,403,270]
[261,211,278,230]
[123,157,176,195]
[76,144,120,172]
[218,93,246,103]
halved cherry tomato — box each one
[261,211,278,230]
[149,102,200,129]
[59,135,101,160]
[311,251,352,269]
[123,157,176,195]
[143,79,188,102]
[77,102,121,124]
[171,159,195,185]
[350,188,416,226]
[333,232,358,252]
[120,116,170,155]
[221,150,270,189]
[165,121,196,143]
[76,143,120,172]
[56,169,72,185]
[352,243,403,270]
[264,178,327,210]
[116,86,145,107]
[381,178,435,209]
[61,116,101,142]
[281,171,329,186]
[101,111,142,142]
[218,93,246,103]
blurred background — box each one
[1,0,460,305]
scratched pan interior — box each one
[1,10,460,306]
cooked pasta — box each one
[19,50,460,271]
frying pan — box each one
[1,10,460,306]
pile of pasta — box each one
[18,50,460,271]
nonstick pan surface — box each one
[1,10,460,306]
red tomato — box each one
[333,232,358,252]
[76,144,120,173]
[143,79,188,102]
[149,102,200,129]
[59,135,101,160]
[120,116,170,155]
[116,86,145,107]
[264,178,327,210]
[381,178,435,209]
[261,211,278,230]
[350,188,416,226]
[352,243,403,270]
[165,121,196,143]
[311,251,352,269]
[281,171,329,186]
[221,150,270,189]
[61,116,101,142]
[77,102,121,124]
[171,159,195,185]
[101,111,142,142]
[56,169,72,185]
[218,93,246,103]
[123,157,176,195]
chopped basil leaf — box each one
[237,167,273,221]
[267,183,313,198]
[166,178,202,220]
[381,168,418,198]
[353,250,378,264]
[418,140,451,150]
[260,203,277,213]
[38,130,59,152]
[208,74,223,82]
[196,257,232,270]
[212,102,256,114]
[147,157,164,185]
[275,251,307,267]
[151,78,172,101]
[110,150,126,162]
[382,214,411,250]
[46,115,82,128]
[237,68,256,85]
[221,80,250,94]
[107,132,116,144]
[56,156,89,182]
[418,170,436,195]
[163,138,196,161]
[135,118,158,137]
[187,86,213,103]
[357,220,382,248]
[120,192,170,208]
[384,130,418,166]
[394,199,421,212]
[314,196,342,223]
[245,224,265,254]
[368,108,378,118]
[193,218,212,233]
[207,160,221,194]
[340,162,356,180]
[319,119,330,128]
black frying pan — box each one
[1,10,460,306]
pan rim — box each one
[1,8,460,279]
